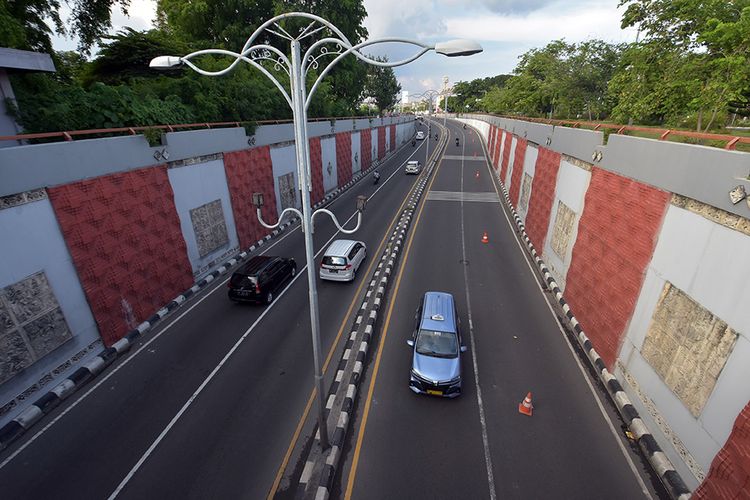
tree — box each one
[156,0,369,114]
[0,0,133,54]
[82,28,191,85]
[476,40,622,120]
[617,0,750,130]
[452,75,511,112]
[363,56,401,112]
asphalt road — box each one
[0,124,435,500]
[335,120,667,499]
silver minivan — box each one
[320,239,367,282]
[407,291,466,398]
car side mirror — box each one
[406,339,414,347]
[460,345,467,353]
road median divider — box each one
[296,121,448,500]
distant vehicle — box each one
[405,160,422,174]
[407,292,466,398]
[320,239,367,282]
[228,255,296,304]
[415,131,425,140]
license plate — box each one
[329,269,338,273]
[426,389,443,396]
[238,290,249,296]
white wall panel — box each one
[168,159,239,277]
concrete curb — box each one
[0,139,409,453]
[488,159,691,499]
[296,122,448,499]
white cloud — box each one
[445,3,636,44]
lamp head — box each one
[434,39,483,57]
[149,56,184,69]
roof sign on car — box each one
[431,314,444,321]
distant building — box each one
[0,47,56,147]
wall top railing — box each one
[472,113,750,151]
[0,114,404,144]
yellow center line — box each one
[344,126,451,499]
[266,153,431,499]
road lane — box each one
[0,124,430,500]
[340,120,661,499]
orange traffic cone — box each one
[481,232,489,244]
[518,392,533,416]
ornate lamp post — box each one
[150,12,481,449]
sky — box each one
[50,0,638,102]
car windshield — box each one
[415,329,458,358]
[322,256,346,266]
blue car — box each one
[407,292,467,398]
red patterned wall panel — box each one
[488,125,495,159]
[500,133,513,180]
[361,130,372,172]
[48,167,193,346]
[390,124,397,151]
[509,138,528,206]
[564,168,669,365]
[694,401,750,499]
[224,146,278,249]
[377,126,386,160]
[308,137,324,204]
[495,131,504,171]
[525,148,561,250]
[336,131,353,187]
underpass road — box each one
[0,125,432,500]
[339,120,664,499]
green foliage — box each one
[83,28,191,85]
[142,127,163,146]
[452,75,510,112]
[615,0,750,130]
[0,0,132,54]
[478,40,623,120]
[363,56,401,112]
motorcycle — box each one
[373,171,381,185]
[455,138,460,147]
[412,139,416,147]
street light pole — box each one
[150,12,481,452]
[289,39,329,449]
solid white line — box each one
[477,129,653,499]
[1,140,417,472]
[457,124,497,500]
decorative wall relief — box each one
[551,200,576,259]
[0,271,72,385]
[520,173,532,213]
[642,282,738,417]
[190,199,229,258]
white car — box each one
[320,239,367,282]
[405,160,422,174]
[415,131,425,140]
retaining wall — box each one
[0,116,415,427]
[460,114,750,495]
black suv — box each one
[228,255,297,304]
